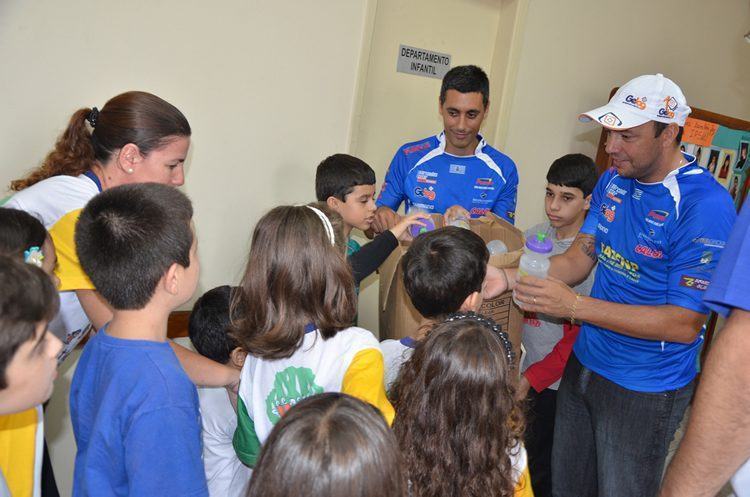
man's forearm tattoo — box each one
[578,234,597,262]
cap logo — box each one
[658,96,677,119]
[598,112,623,127]
[624,95,647,110]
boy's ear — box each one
[326,196,341,210]
[584,194,592,211]
[229,347,247,369]
[163,263,181,296]
[459,291,483,313]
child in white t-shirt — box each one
[188,285,251,497]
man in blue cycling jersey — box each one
[371,65,519,233]
[489,74,737,497]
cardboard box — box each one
[378,213,524,355]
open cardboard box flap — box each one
[378,212,525,354]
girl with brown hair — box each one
[393,312,533,497]
[247,392,406,497]
[6,91,191,362]
[231,204,393,468]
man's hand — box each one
[371,206,401,234]
[444,204,471,224]
[514,275,578,319]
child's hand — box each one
[389,212,430,241]
[444,204,471,224]
[483,265,515,298]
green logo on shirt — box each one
[266,366,323,423]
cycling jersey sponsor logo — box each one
[692,237,725,248]
[679,275,709,291]
[658,96,678,119]
[449,164,466,174]
[416,170,438,184]
[645,209,669,226]
[598,112,622,127]
[597,223,609,233]
[648,210,669,221]
[600,203,617,222]
[599,243,640,282]
[632,188,643,200]
[412,202,434,210]
[623,95,647,110]
[403,141,431,155]
[470,207,490,216]
[700,251,713,265]
[413,186,436,200]
[506,211,515,219]
[607,192,622,204]
[638,231,662,245]
[476,177,493,186]
[634,244,663,259]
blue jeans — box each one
[551,353,694,497]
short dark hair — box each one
[0,255,59,389]
[439,65,490,108]
[0,208,47,258]
[653,121,684,144]
[402,227,488,319]
[546,154,598,197]
[75,183,194,310]
[189,285,239,364]
[315,154,376,202]
[248,392,406,497]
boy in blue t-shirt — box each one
[70,183,208,497]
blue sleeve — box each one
[580,170,612,235]
[491,161,519,224]
[125,407,208,496]
[376,148,408,210]
[666,194,737,314]
[704,201,750,316]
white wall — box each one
[0,0,368,296]
[504,0,750,229]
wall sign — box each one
[396,44,451,80]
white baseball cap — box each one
[579,74,691,130]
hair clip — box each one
[444,311,515,365]
[86,107,99,128]
[24,246,45,268]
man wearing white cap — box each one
[487,74,737,496]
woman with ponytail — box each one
[6,91,191,362]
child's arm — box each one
[341,348,394,425]
[170,342,240,390]
[348,213,427,283]
[125,407,208,496]
[522,322,581,393]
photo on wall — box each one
[705,148,721,176]
[717,150,735,185]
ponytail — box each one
[11,108,95,191]
[10,91,190,191]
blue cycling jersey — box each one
[376,132,518,223]
[575,153,736,392]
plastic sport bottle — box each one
[408,208,436,238]
[513,232,553,306]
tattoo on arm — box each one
[577,234,597,262]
